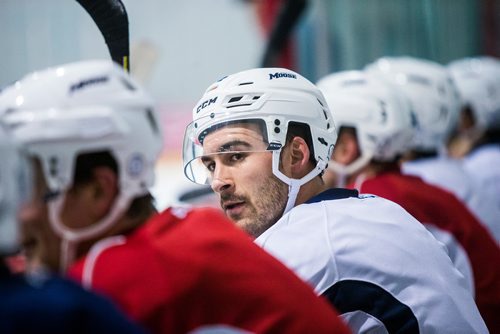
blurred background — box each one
[0,0,498,209]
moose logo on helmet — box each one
[269,72,297,80]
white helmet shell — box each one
[317,70,415,164]
[0,59,163,199]
[0,60,163,268]
[183,67,336,184]
[448,56,500,130]
[318,71,416,180]
[366,57,461,151]
[183,68,336,215]
[0,124,31,255]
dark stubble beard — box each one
[234,175,289,238]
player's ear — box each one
[289,136,311,178]
[88,166,119,219]
[333,128,360,165]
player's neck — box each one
[296,175,330,206]
[403,149,438,161]
[344,164,374,188]
[75,211,155,260]
[345,162,399,188]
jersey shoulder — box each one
[0,272,143,333]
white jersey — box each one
[463,144,500,209]
[255,189,487,334]
[403,156,500,243]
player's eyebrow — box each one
[200,155,213,165]
[201,140,253,164]
[216,140,253,152]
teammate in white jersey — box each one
[317,69,500,333]
[448,56,500,218]
[183,67,488,333]
[366,56,500,243]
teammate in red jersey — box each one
[0,60,350,334]
[0,123,144,334]
[318,69,500,333]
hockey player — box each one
[317,69,500,333]
[448,56,500,217]
[0,124,143,334]
[366,56,500,243]
[0,60,350,334]
[183,67,488,333]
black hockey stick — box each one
[260,0,308,67]
[76,0,130,72]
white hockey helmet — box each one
[183,68,336,214]
[0,124,32,255]
[317,70,415,176]
[448,56,500,130]
[366,57,461,152]
[0,60,163,268]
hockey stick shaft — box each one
[76,0,130,71]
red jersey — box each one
[68,207,350,334]
[350,170,500,333]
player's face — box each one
[202,123,288,238]
[18,160,61,272]
[18,159,97,272]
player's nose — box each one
[210,166,234,194]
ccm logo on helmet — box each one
[269,72,297,80]
[70,76,109,93]
[196,97,217,113]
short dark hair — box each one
[337,126,402,166]
[285,121,317,166]
[200,119,269,145]
[73,151,155,220]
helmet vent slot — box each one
[226,94,261,108]
[227,103,252,108]
[228,96,243,103]
[322,109,329,120]
[343,79,366,86]
[120,77,136,91]
[238,81,253,86]
[407,74,431,87]
[145,109,160,135]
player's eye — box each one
[229,153,244,162]
[203,160,216,173]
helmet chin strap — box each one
[271,150,327,215]
[327,154,373,187]
[48,191,132,274]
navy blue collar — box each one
[305,188,359,204]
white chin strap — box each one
[328,154,373,187]
[48,191,132,273]
[271,150,327,215]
